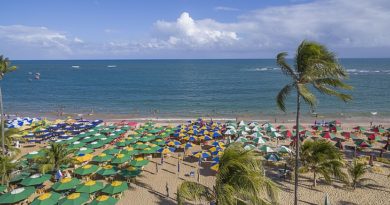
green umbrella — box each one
[259,145,274,153]
[58,193,89,205]
[74,164,99,176]
[126,137,138,144]
[25,150,45,159]
[96,165,117,176]
[80,136,95,143]
[129,158,149,167]
[0,186,35,204]
[31,192,61,205]
[68,141,86,149]
[52,178,80,191]
[20,174,51,186]
[75,147,94,155]
[140,147,156,154]
[103,148,121,155]
[153,139,166,146]
[64,137,78,144]
[121,148,139,156]
[89,195,118,205]
[111,153,131,164]
[133,143,148,150]
[92,153,113,162]
[120,167,142,178]
[75,180,104,193]
[99,137,112,145]
[101,181,128,195]
[10,171,30,183]
[87,141,105,149]
[115,140,128,147]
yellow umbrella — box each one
[75,154,93,163]
[210,163,219,171]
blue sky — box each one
[1,0,389,59]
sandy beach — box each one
[12,119,389,205]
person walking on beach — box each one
[165,182,169,198]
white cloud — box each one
[214,6,240,12]
[0,25,75,53]
[153,12,239,49]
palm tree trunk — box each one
[294,93,301,205]
[0,87,5,155]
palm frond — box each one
[276,83,295,112]
[297,83,317,108]
[313,84,352,102]
[177,181,214,205]
[276,52,297,80]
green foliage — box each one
[35,143,74,174]
[377,157,390,165]
[300,140,347,186]
[276,40,352,112]
[177,143,278,205]
[0,55,17,79]
[0,155,17,185]
[348,159,375,189]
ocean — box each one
[3,59,390,119]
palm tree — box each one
[35,143,74,174]
[348,159,375,189]
[0,55,17,155]
[177,143,278,205]
[0,155,17,186]
[300,140,347,187]
[275,40,352,205]
[0,122,23,153]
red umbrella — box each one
[342,132,351,139]
[284,130,293,138]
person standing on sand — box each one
[165,182,169,197]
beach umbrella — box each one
[52,178,80,191]
[277,125,287,131]
[0,185,6,192]
[75,180,104,193]
[120,167,142,178]
[193,151,211,159]
[0,186,35,204]
[97,165,117,176]
[278,146,292,153]
[103,148,121,155]
[314,126,323,131]
[209,146,223,152]
[235,136,249,143]
[133,142,148,150]
[159,146,175,154]
[293,125,305,131]
[244,144,256,150]
[140,147,156,154]
[87,141,104,149]
[183,136,197,142]
[58,193,89,205]
[129,158,149,167]
[31,192,61,205]
[20,174,51,186]
[372,127,386,134]
[75,147,94,155]
[270,131,282,138]
[355,140,372,148]
[210,163,219,171]
[121,147,139,155]
[75,154,93,163]
[74,164,99,176]
[259,145,274,153]
[102,181,128,195]
[253,137,266,144]
[111,153,131,164]
[211,141,225,147]
[283,130,293,138]
[68,141,86,149]
[300,130,312,137]
[183,142,194,149]
[89,195,118,205]
[167,140,181,146]
[115,140,127,147]
[321,132,337,139]
[92,153,113,162]
[332,126,342,133]
[10,171,30,183]
[25,150,45,159]
[265,153,281,162]
[367,134,381,141]
[266,126,276,132]
[200,135,212,141]
[353,126,366,132]
[152,139,166,146]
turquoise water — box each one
[2,59,390,118]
